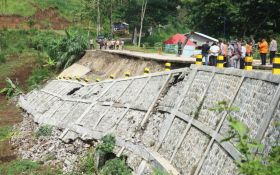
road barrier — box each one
[216,55,224,68]
[272,57,280,74]
[110,74,115,79]
[125,71,131,78]
[144,67,150,74]
[245,57,253,70]
[165,62,171,71]
[96,78,101,82]
[196,54,203,65]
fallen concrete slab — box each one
[59,63,91,78]
[19,65,280,174]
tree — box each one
[138,0,148,47]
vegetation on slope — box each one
[0,0,82,20]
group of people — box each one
[99,39,124,50]
[200,37,278,68]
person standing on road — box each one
[227,42,234,67]
[230,40,242,68]
[246,41,252,56]
[201,41,210,65]
[177,40,183,56]
[269,36,278,64]
[89,39,94,50]
[221,40,228,67]
[120,40,124,50]
[209,42,220,66]
[240,42,246,69]
[116,40,120,50]
[258,38,268,65]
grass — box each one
[78,149,96,174]
[35,125,53,138]
[0,0,83,20]
[125,45,161,54]
[0,160,63,175]
[0,52,6,63]
[0,53,36,83]
[27,67,55,90]
[0,125,13,142]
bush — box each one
[100,158,132,175]
[79,149,96,174]
[152,167,170,175]
[0,160,39,175]
[0,159,63,175]
[27,67,53,90]
[96,134,116,154]
[0,52,6,63]
[46,30,88,70]
[0,126,13,142]
[212,101,280,175]
[35,125,53,138]
[0,78,22,98]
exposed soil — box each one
[78,50,165,79]
[0,7,70,30]
[0,55,36,163]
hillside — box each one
[0,0,82,20]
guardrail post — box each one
[196,54,202,65]
[272,57,280,74]
[144,68,150,74]
[165,62,171,71]
[244,56,253,70]
[125,71,131,78]
[216,55,224,68]
[96,78,101,82]
[110,74,115,79]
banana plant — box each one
[43,57,56,67]
[0,77,22,98]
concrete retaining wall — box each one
[19,65,280,175]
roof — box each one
[185,32,218,42]
[164,33,195,45]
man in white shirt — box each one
[269,36,278,64]
[209,42,220,66]
[240,42,246,69]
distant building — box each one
[185,32,218,46]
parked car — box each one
[96,35,105,44]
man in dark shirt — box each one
[201,41,210,65]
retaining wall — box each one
[19,65,280,175]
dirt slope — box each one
[78,51,166,79]
[0,7,69,30]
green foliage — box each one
[96,134,116,154]
[0,77,22,98]
[27,67,54,90]
[0,0,83,20]
[35,125,53,138]
[143,22,189,46]
[0,159,63,175]
[100,158,132,175]
[0,52,6,63]
[47,30,88,70]
[181,0,280,38]
[152,167,170,175]
[78,149,96,174]
[27,18,35,28]
[214,101,280,175]
[0,160,40,175]
[0,126,13,142]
